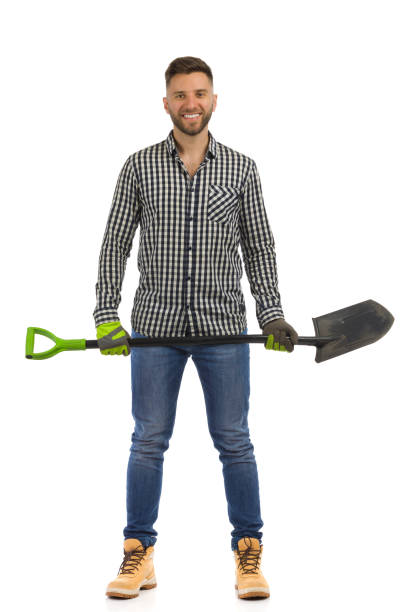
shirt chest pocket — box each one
[207,184,241,226]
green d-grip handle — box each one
[25,327,86,360]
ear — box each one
[212,93,218,112]
[163,97,169,114]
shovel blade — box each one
[312,299,394,363]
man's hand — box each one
[262,318,299,352]
[96,321,131,356]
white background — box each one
[2,1,407,610]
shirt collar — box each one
[166,129,217,160]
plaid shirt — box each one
[93,129,284,336]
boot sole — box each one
[235,584,270,599]
[106,576,157,599]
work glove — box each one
[96,321,131,356]
[262,318,299,353]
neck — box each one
[172,126,210,159]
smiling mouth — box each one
[182,113,201,120]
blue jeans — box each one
[123,327,264,551]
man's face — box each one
[163,72,217,137]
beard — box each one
[169,106,213,136]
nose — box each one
[182,93,200,110]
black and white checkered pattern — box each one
[93,130,284,337]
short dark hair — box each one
[165,56,213,89]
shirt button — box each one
[187,276,191,280]
[188,246,192,250]
[189,216,193,221]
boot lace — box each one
[237,546,261,575]
[118,546,146,575]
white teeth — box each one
[183,114,200,118]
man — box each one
[93,56,298,600]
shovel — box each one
[25,299,393,363]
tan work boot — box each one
[234,536,270,599]
[106,538,157,599]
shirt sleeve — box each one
[93,155,141,328]
[239,159,285,329]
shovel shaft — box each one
[84,335,334,349]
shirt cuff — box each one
[93,309,120,328]
[258,306,285,329]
